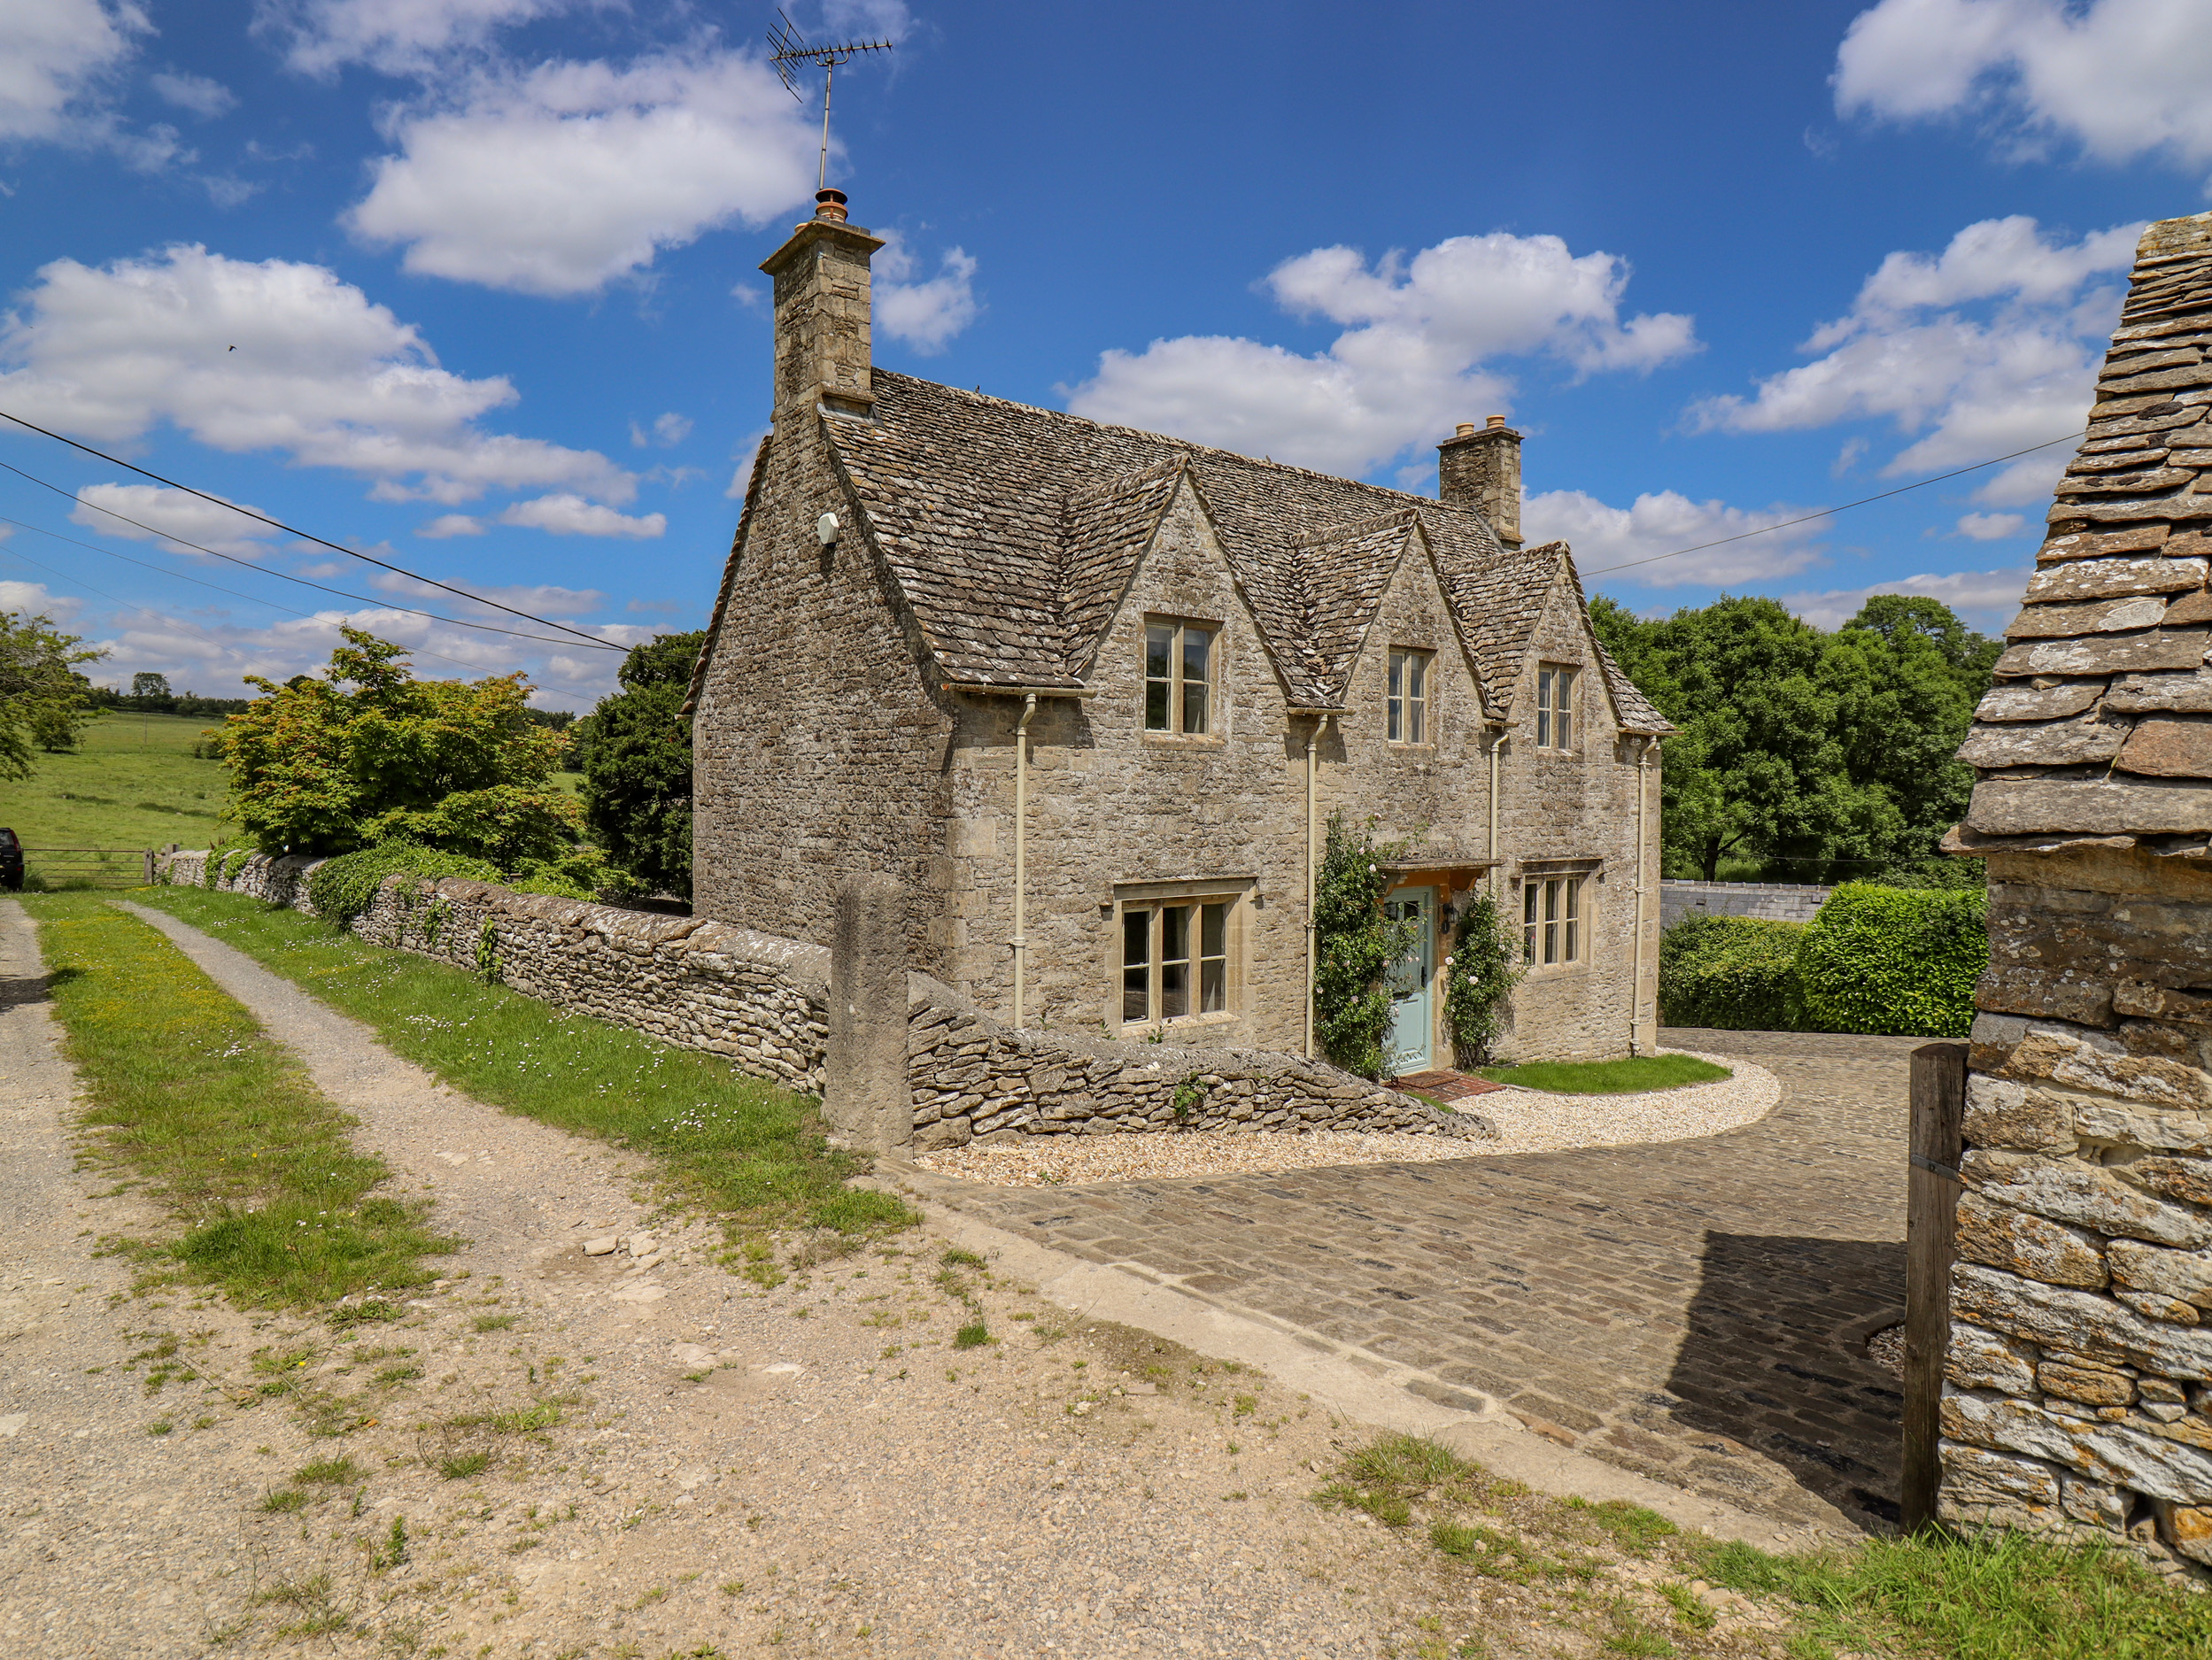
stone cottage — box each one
[687,189,1670,1069]
[1939,210,2212,1570]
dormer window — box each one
[1535,665,1575,749]
[1388,649,1431,745]
[1144,619,1213,735]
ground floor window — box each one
[1523,876,1581,966]
[1121,899,1229,1022]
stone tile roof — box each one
[818,372,1674,730]
[1954,212,2212,845]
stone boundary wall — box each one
[1659,879,1831,933]
[156,852,1488,1147]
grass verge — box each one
[1319,1431,2212,1660]
[24,893,453,1306]
[135,885,914,1243]
[1475,1053,1730,1095]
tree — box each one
[1591,592,1998,883]
[132,671,173,699]
[220,628,582,866]
[0,611,105,779]
[579,631,704,899]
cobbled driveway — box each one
[936,1029,1922,1535]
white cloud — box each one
[256,0,571,77]
[876,236,979,353]
[1066,232,1697,477]
[1690,216,2136,506]
[414,513,483,537]
[1953,510,2026,539]
[496,494,664,537]
[630,410,692,448]
[1527,488,1830,589]
[70,482,280,557]
[150,70,236,119]
[1779,567,2030,634]
[1836,0,2212,170]
[0,243,636,506]
[0,577,83,623]
[0,0,143,142]
[345,50,820,296]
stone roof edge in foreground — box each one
[1954,210,2212,845]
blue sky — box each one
[3,0,2209,707]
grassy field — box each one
[26,893,453,1308]
[0,712,231,884]
[137,885,913,1249]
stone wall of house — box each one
[1659,880,1832,932]
[1491,576,1659,1061]
[155,851,1489,1147]
[1937,841,2212,1573]
[690,225,960,981]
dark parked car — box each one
[0,828,20,892]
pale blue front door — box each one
[1383,887,1435,1073]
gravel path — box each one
[919,1050,1780,1188]
[5,897,1758,1659]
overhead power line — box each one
[1579,429,2090,578]
[0,523,619,702]
[0,406,624,652]
[0,458,610,652]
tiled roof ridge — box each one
[878,371,1493,529]
[1950,209,2212,849]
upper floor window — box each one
[1388,649,1431,745]
[1145,620,1214,735]
[1535,665,1576,749]
[1523,876,1582,967]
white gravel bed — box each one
[916,1048,1781,1187]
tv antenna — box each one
[768,8,893,193]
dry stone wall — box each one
[156,851,1488,1148]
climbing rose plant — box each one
[1311,811,1419,1081]
[1444,888,1524,1068]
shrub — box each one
[306,845,502,930]
[1657,913,1809,1031]
[1797,882,1986,1038]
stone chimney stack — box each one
[1437,414,1523,550]
[759,189,886,421]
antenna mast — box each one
[768,8,893,193]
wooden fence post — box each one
[1903,1038,1968,1535]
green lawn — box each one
[1475,1054,1732,1094]
[135,885,913,1246]
[0,712,232,884]
[26,893,452,1308]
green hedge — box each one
[1658,914,1809,1031]
[1658,884,1986,1037]
[306,845,503,929]
[1796,882,1987,1038]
